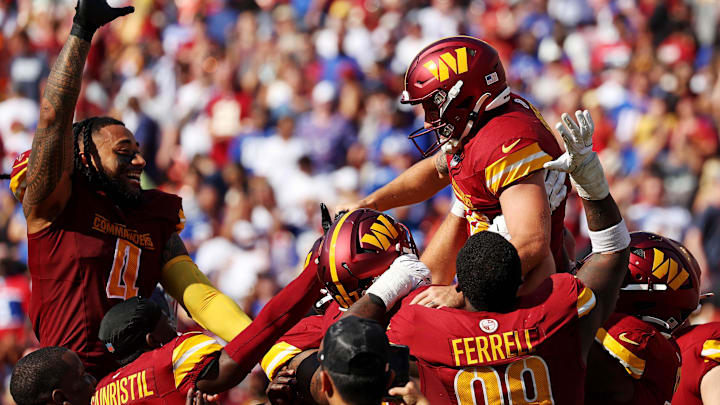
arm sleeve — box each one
[222,262,323,378]
[160,255,252,342]
[260,316,324,380]
[172,334,223,390]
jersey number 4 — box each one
[106,238,142,300]
[454,355,554,405]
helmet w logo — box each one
[423,47,469,82]
[652,248,689,290]
[360,215,399,251]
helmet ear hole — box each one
[635,273,643,281]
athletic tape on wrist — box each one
[589,219,630,253]
[450,195,466,218]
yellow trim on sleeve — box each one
[701,340,720,361]
[177,209,186,232]
[596,328,646,379]
[9,166,27,195]
[484,143,552,194]
[576,287,596,318]
[172,334,222,388]
[261,342,303,380]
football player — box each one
[585,233,702,404]
[340,36,568,294]
[89,237,326,405]
[8,346,216,405]
[17,0,250,379]
[261,209,426,404]
[337,110,630,404]
[673,316,720,401]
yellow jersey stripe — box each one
[485,143,551,194]
[261,342,302,380]
[329,211,354,306]
[701,340,720,361]
[9,166,27,193]
[576,287,596,318]
[596,328,645,379]
[177,209,186,232]
[172,334,222,387]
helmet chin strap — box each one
[641,315,677,331]
[441,92,490,154]
[485,86,511,111]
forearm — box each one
[342,294,389,324]
[160,255,252,342]
[576,194,630,318]
[25,35,88,207]
[197,265,322,393]
[421,213,466,284]
[363,157,448,211]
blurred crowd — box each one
[1,0,720,402]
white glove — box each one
[543,110,609,200]
[544,169,567,212]
[487,215,511,241]
[366,254,431,309]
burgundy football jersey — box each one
[28,175,183,379]
[386,273,595,405]
[92,332,221,405]
[587,312,681,405]
[446,93,567,272]
[672,322,720,405]
[261,302,343,379]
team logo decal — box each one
[360,215,398,251]
[651,248,689,290]
[423,47,468,82]
[479,318,498,333]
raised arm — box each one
[544,111,630,359]
[159,233,252,342]
[23,0,133,232]
[193,259,323,393]
[339,152,449,212]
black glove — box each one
[320,203,332,233]
[70,0,134,41]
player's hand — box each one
[544,110,609,200]
[410,285,463,308]
[544,110,594,173]
[267,368,297,405]
[487,215,510,240]
[544,170,567,212]
[185,388,218,405]
[71,0,134,40]
[366,254,431,309]
[388,381,430,405]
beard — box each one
[96,172,143,209]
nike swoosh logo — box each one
[501,139,521,154]
[618,332,640,346]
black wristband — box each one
[296,353,321,403]
[70,23,94,42]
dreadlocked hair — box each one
[72,117,124,185]
[71,117,143,207]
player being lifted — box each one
[335,110,630,404]
[19,0,250,379]
[341,36,568,294]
